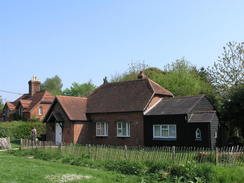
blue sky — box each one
[0,0,244,102]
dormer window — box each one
[195,128,202,141]
[38,106,43,115]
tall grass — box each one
[20,139,244,166]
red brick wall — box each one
[87,112,144,146]
[73,122,89,144]
[45,102,90,144]
[46,102,73,144]
[30,103,52,121]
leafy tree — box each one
[110,62,149,82]
[222,84,244,138]
[63,81,96,97]
[208,42,244,96]
[0,96,4,112]
[41,75,63,95]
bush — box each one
[144,160,170,174]
[104,160,146,175]
[0,121,45,140]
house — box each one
[44,72,219,147]
[1,76,54,121]
[44,96,88,144]
[144,95,219,148]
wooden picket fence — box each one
[20,139,244,166]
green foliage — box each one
[207,41,244,96]
[104,160,146,175]
[9,149,244,183]
[0,96,4,112]
[0,121,45,140]
[110,62,149,82]
[41,75,63,95]
[222,84,244,137]
[62,81,96,97]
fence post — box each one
[20,138,22,150]
[124,145,128,160]
[172,146,176,162]
[215,147,219,165]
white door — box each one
[55,123,62,145]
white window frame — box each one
[117,121,130,137]
[195,128,202,141]
[153,124,177,139]
[96,122,108,136]
[38,106,43,115]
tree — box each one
[110,62,149,82]
[222,84,244,138]
[0,96,4,112]
[41,75,63,95]
[208,42,244,96]
[63,81,96,97]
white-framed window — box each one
[153,124,176,139]
[117,121,130,137]
[38,106,43,115]
[96,122,108,136]
[195,128,202,141]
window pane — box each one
[169,125,176,137]
[154,126,160,136]
[118,122,122,128]
[162,129,168,137]
[122,123,127,135]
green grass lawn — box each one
[0,152,140,183]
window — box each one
[117,122,130,137]
[214,131,218,139]
[153,124,176,139]
[195,128,202,141]
[38,106,43,115]
[96,122,108,136]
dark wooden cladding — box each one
[144,114,212,147]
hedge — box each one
[0,121,46,140]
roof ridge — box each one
[57,95,87,100]
[148,79,174,96]
[88,78,148,98]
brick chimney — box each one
[137,71,147,79]
[28,76,41,96]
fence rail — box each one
[20,139,244,166]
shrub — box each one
[0,121,45,140]
[104,160,146,175]
[144,160,170,174]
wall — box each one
[73,122,89,144]
[144,115,211,147]
[30,103,52,121]
[45,102,73,144]
[87,112,144,146]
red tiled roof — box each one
[148,79,173,96]
[26,91,55,112]
[6,102,16,110]
[56,96,87,121]
[19,100,32,109]
[87,78,173,113]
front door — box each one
[55,123,62,145]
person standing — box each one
[31,127,37,141]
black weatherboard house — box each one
[144,95,219,148]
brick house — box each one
[1,76,54,121]
[44,72,219,147]
[45,96,88,144]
